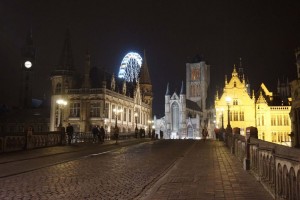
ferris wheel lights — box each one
[118,52,143,82]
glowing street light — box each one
[134,112,139,138]
[113,108,123,144]
[225,96,232,131]
[56,99,67,127]
[148,119,154,137]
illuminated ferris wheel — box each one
[118,52,143,82]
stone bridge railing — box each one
[0,131,141,153]
[0,131,64,153]
[225,132,300,200]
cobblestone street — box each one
[0,140,193,199]
[0,140,273,199]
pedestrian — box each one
[151,129,155,140]
[92,125,99,143]
[66,123,74,145]
[202,127,208,142]
[160,130,163,139]
[99,126,105,143]
[135,127,139,138]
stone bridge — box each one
[1,129,300,199]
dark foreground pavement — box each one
[0,139,273,200]
[137,140,273,200]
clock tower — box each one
[20,28,36,108]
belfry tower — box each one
[19,28,36,108]
[186,56,210,111]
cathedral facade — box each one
[155,58,210,139]
[49,30,153,134]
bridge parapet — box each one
[227,134,300,199]
[0,131,63,153]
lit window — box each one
[70,102,80,117]
[90,102,101,117]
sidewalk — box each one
[139,140,273,200]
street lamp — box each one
[134,112,138,138]
[56,99,67,128]
[148,120,153,138]
[225,96,232,132]
[221,108,224,130]
[113,108,123,144]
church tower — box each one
[50,29,76,131]
[139,50,153,117]
[186,56,210,111]
[19,28,36,108]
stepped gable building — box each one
[215,65,255,136]
[215,64,291,146]
[49,30,153,134]
[155,55,210,139]
[290,47,300,148]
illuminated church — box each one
[50,30,153,134]
[155,57,210,139]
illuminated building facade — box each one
[49,30,152,134]
[155,57,210,139]
[215,65,291,146]
[215,65,255,136]
[256,83,291,146]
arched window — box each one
[55,83,62,94]
[290,167,296,200]
[278,164,283,196]
[234,81,236,87]
[171,102,179,132]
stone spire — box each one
[22,27,36,60]
[166,83,170,95]
[180,81,185,95]
[82,49,91,88]
[139,50,151,84]
[58,28,74,71]
[232,64,238,77]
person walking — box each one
[66,123,74,145]
[99,126,105,143]
[92,125,99,143]
[202,127,208,142]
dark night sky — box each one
[0,0,300,117]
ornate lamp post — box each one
[56,99,67,128]
[225,96,232,132]
[148,120,153,138]
[113,108,123,144]
[134,112,138,138]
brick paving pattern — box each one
[138,140,273,200]
[0,140,273,200]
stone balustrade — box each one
[0,131,64,153]
[224,131,300,199]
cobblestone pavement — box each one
[137,140,273,200]
[0,140,273,200]
[0,140,193,199]
[0,139,145,178]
